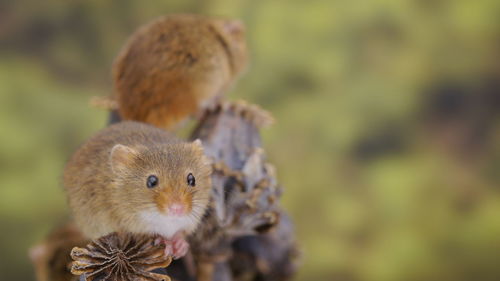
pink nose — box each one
[168,203,186,216]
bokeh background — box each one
[1,0,500,280]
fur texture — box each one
[113,14,248,129]
[63,121,212,239]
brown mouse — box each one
[63,121,212,258]
[112,14,248,129]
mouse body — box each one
[113,14,248,129]
[63,121,212,257]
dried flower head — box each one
[70,232,171,281]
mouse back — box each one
[112,14,248,129]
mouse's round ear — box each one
[191,139,206,153]
[192,139,213,166]
[110,144,138,174]
[217,18,245,37]
[192,139,203,148]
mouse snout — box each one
[155,190,192,216]
[168,203,186,216]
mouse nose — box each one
[168,203,186,216]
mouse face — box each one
[109,140,212,237]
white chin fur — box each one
[139,211,193,238]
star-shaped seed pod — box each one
[70,232,172,281]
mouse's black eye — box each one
[147,175,158,188]
[187,173,195,187]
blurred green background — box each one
[1,0,500,280]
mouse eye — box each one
[146,175,158,188]
[187,173,195,187]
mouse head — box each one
[109,139,212,221]
[210,17,249,79]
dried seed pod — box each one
[189,102,283,255]
[231,213,301,281]
[219,100,275,128]
[181,101,297,281]
[70,232,172,281]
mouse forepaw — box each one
[172,237,189,259]
[159,236,189,259]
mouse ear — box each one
[110,144,138,174]
[212,18,245,37]
[192,139,203,147]
[192,139,212,166]
[191,139,205,152]
[222,19,245,36]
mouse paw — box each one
[157,236,189,259]
[172,236,189,259]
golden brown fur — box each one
[63,121,212,239]
[113,14,248,129]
